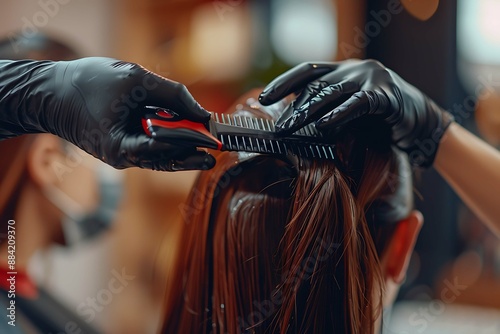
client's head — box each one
[162,92,422,334]
[0,31,78,60]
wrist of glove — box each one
[259,59,454,168]
[398,96,454,168]
[0,58,215,171]
[0,59,57,137]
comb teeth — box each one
[214,113,323,138]
[214,113,277,131]
[218,134,336,160]
[211,112,335,160]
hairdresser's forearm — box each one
[0,59,56,139]
[434,122,500,236]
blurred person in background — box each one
[0,134,106,334]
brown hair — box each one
[162,99,406,333]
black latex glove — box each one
[259,60,454,168]
[0,57,215,171]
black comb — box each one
[142,106,336,160]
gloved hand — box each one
[0,57,215,171]
[259,59,454,167]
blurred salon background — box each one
[0,0,499,333]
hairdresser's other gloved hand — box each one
[0,57,215,171]
[259,59,454,168]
